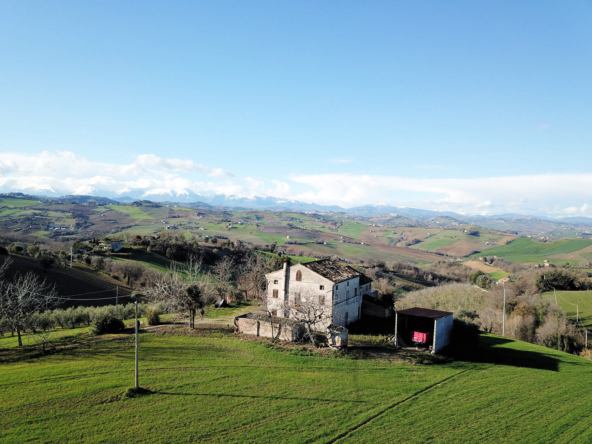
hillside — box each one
[1,330,591,443]
[470,237,592,264]
[1,256,132,306]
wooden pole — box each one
[135,301,139,389]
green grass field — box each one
[108,205,154,220]
[1,331,592,443]
[471,237,592,263]
[0,197,41,207]
[488,271,510,280]
[543,290,592,329]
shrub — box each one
[145,305,160,326]
[580,348,592,361]
[0,246,7,255]
[91,313,125,335]
[469,270,484,284]
[7,243,24,254]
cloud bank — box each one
[0,151,591,217]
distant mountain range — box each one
[3,187,592,233]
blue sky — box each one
[1,1,592,215]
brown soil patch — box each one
[434,240,481,257]
[462,260,504,274]
[496,236,517,245]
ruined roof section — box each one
[302,259,361,283]
[359,274,373,285]
[397,307,453,319]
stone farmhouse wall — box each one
[234,314,305,342]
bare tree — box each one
[237,253,266,301]
[0,267,58,347]
[288,290,328,347]
[145,256,215,325]
[213,256,235,303]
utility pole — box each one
[135,300,139,390]
[502,287,506,337]
[116,286,119,319]
[70,247,73,269]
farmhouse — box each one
[265,259,373,327]
[394,307,453,354]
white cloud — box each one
[289,173,592,216]
[1,151,592,217]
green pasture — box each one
[339,222,368,239]
[487,271,509,280]
[0,197,41,207]
[0,209,20,217]
[108,205,153,220]
[543,290,592,329]
[413,238,457,251]
[471,237,592,263]
[1,332,592,443]
[110,226,160,237]
[109,250,184,274]
[255,250,316,264]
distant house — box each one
[265,259,373,327]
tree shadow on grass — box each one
[443,335,584,372]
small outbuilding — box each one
[394,307,453,354]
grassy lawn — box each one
[488,271,510,280]
[542,290,592,329]
[1,332,591,443]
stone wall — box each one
[235,313,305,342]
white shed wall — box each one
[433,314,453,353]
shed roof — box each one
[302,259,362,284]
[397,307,453,319]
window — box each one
[319,285,324,290]
[295,270,302,281]
[335,284,339,290]
[294,293,301,307]
[272,289,278,298]
[347,281,349,287]
[346,290,350,299]
[355,288,358,296]
[272,310,277,317]
[273,279,278,284]
[319,295,325,305]
[345,312,349,325]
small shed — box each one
[394,307,453,354]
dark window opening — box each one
[272,289,278,298]
[295,270,302,281]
